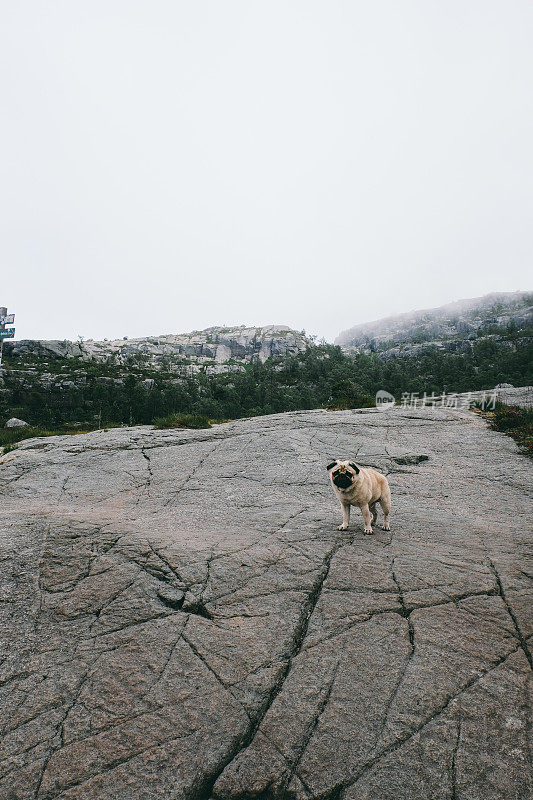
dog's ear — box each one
[326,461,337,471]
[349,462,360,473]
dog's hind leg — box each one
[370,502,378,526]
[380,491,391,531]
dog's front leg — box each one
[361,503,373,534]
[338,502,350,530]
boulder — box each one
[5,417,30,428]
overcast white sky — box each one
[1,1,531,343]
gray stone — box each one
[459,386,533,409]
[156,586,185,610]
[0,406,531,799]
[5,417,30,428]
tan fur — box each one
[328,460,391,534]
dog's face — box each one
[326,460,360,490]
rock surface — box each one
[0,407,531,800]
[479,386,532,408]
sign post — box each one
[0,307,15,372]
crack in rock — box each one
[488,559,533,670]
[450,718,462,800]
[192,534,349,799]
[283,660,341,791]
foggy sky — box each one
[1,1,531,343]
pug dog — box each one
[327,460,391,533]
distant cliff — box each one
[4,325,311,375]
[335,291,532,361]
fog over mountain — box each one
[335,291,532,360]
[2,2,532,342]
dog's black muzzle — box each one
[333,474,353,489]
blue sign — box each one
[0,328,15,339]
[0,314,14,325]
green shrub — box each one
[2,443,19,454]
[153,413,212,430]
[0,427,49,448]
[0,422,113,451]
[486,403,533,456]
[326,380,375,410]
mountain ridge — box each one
[5,324,311,374]
[335,290,532,360]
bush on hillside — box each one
[487,403,533,456]
[326,380,375,410]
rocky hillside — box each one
[1,298,531,431]
[335,291,532,360]
[5,324,310,375]
[1,406,531,799]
